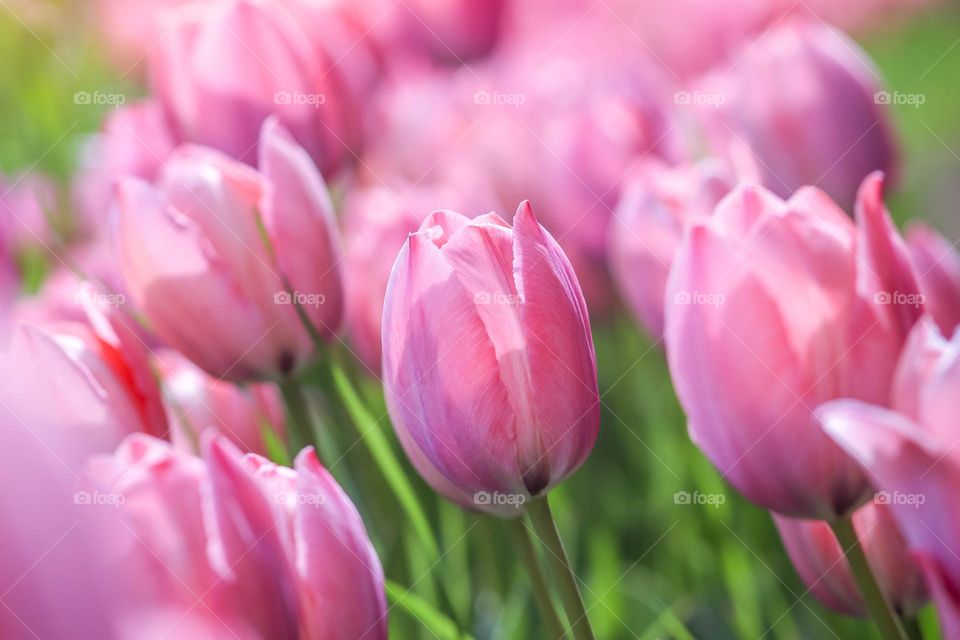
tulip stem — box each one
[526,496,595,640]
[830,516,908,640]
[509,518,569,639]
[278,378,314,460]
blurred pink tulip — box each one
[3,294,167,467]
[1,172,57,254]
[149,0,352,174]
[906,222,960,335]
[116,118,343,381]
[774,502,926,616]
[665,173,921,518]
[610,158,735,338]
[88,434,387,639]
[156,348,285,456]
[820,319,960,637]
[95,0,211,71]
[382,202,599,515]
[697,20,898,212]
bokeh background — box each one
[2,1,960,637]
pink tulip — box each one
[774,502,926,616]
[696,20,898,212]
[116,118,343,381]
[149,0,352,174]
[382,202,599,515]
[610,158,736,338]
[87,434,387,639]
[819,318,960,637]
[156,348,285,456]
[94,0,211,71]
[0,172,57,254]
[3,293,167,467]
[665,173,921,518]
[906,222,960,335]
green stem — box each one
[526,496,595,640]
[830,516,908,640]
[902,615,923,640]
[278,378,313,459]
[509,518,568,639]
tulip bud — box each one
[382,201,599,516]
[665,173,921,518]
[149,0,352,174]
[116,118,343,381]
[698,20,898,211]
[86,434,387,639]
[906,222,960,335]
[610,158,735,338]
[774,502,926,617]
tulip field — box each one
[3,1,960,639]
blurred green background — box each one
[2,1,959,638]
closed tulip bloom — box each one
[698,20,897,211]
[116,118,343,381]
[382,202,599,515]
[88,434,387,639]
[149,0,351,174]
[774,502,926,616]
[665,173,921,519]
[906,222,960,335]
[820,319,960,637]
[610,158,735,338]
[155,349,285,456]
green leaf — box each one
[386,580,472,640]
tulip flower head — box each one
[382,201,599,516]
[116,118,343,382]
[665,172,921,519]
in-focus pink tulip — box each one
[665,173,921,518]
[906,222,960,335]
[697,20,898,212]
[774,501,926,616]
[382,202,599,515]
[156,348,285,456]
[2,293,168,467]
[87,434,387,639]
[116,118,343,381]
[819,318,960,637]
[149,0,352,174]
[610,158,736,338]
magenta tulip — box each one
[820,318,960,637]
[382,201,599,515]
[116,118,343,381]
[774,502,926,616]
[610,158,735,338]
[155,349,285,456]
[697,20,898,211]
[906,222,960,335]
[88,434,387,639]
[149,0,352,174]
[665,173,921,518]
